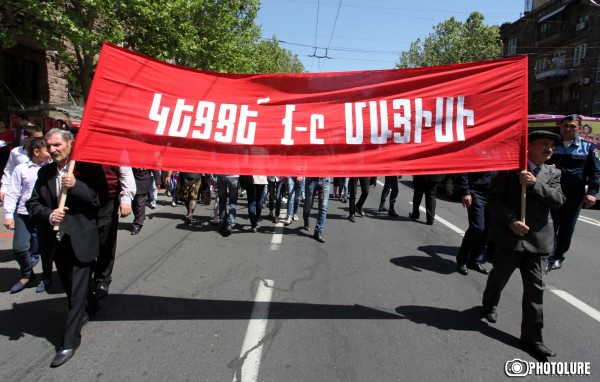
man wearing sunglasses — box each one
[546,114,600,272]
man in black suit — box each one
[26,128,107,367]
[482,131,565,358]
[455,171,496,275]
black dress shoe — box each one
[348,214,356,223]
[457,265,468,275]
[521,341,556,357]
[481,307,497,323]
[314,231,325,243]
[50,347,77,367]
[468,263,489,275]
[356,207,364,217]
[130,226,141,235]
[426,219,434,225]
[94,283,109,300]
[408,212,419,220]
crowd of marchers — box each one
[0,113,598,366]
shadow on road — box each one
[0,295,542,360]
[0,294,400,347]
[390,245,457,274]
[394,305,548,361]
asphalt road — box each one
[0,177,598,381]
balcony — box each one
[535,68,569,81]
[536,29,572,47]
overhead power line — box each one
[319,0,343,71]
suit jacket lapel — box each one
[47,163,59,206]
[537,164,550,182]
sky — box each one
[255,0,528,73]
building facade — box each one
[1,37,82,130]
[501,0,600,115]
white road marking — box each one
[270,226,284,250]
[578,215,600,227]
[264,186,600,325]
[234,279,274,382]
[270,213,287,251]
[411,203,600,324]
[549,289,600,323]
[413,204,465,236]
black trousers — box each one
[380,176,399,205]
[411,176,439,222]
[94,198,119,285]
[53,235,95,349]
[456,189,490,266]
[482,246,546,344]
[132,193,147,229]
[349,177,370,215]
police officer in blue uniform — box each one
[546,114,600,271]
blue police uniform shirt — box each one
[547,136,600,196]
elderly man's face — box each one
[560,120,579,141]
[529,138,556,165]
[46,134,72,166]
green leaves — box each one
[2,0,304,101]
[396,12,501,68]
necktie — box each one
[533,167,540,176]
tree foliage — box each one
[251,37,304,74]
[1,0,304,101]
[396,12,501,68]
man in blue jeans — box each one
[217,175,239,236]
[303,177,330,243]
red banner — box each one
[72,42,528,176]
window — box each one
[532,90,545,108]
[574,44,587,66]
[535,58,546,72]
[549,86,562,105]
[538,22,552,40]
[593,93,600,116]
[3,53,38,100]
[552,51,566,68]
[67,78,84,106]
[570,82,580,101]
[596,53,600,82]
[507,38,517,55]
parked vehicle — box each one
[441,174,460,199]
[528,113,600,145]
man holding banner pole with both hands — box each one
[482,130,565,359]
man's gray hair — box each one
[45,128,73,142]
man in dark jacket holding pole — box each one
[481,131,565,359]
[26,128,108,367]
